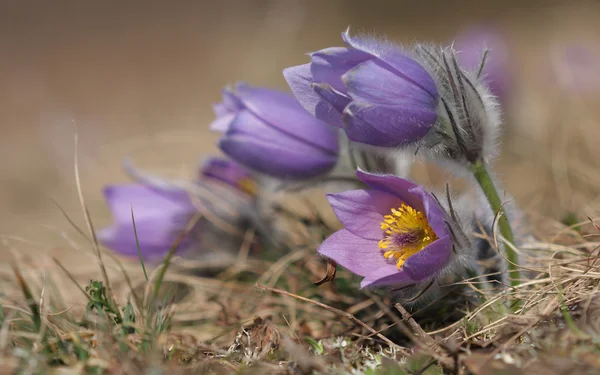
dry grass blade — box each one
[10,262,41,332]
[255,284,410,356]
[72,126,118,317]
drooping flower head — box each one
[98,157,258,262]
[318,170,471,289]
[454,26,510,100]
[98,184,199,260]
[210,82,339,180]
[285,30,502,167]
[284,29,440,147]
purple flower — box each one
[318,171,454,288]
[283,30,439,147]
[97,184,198,260]
[454,27,510,100]
[554,45,600,93]
[199,157,257,196]
[210,82,339,180]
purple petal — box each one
[209,113,236,132]
[103,185,194,224]
[355,171,424,211]
[343,59,438,107]
[318,229,393,277]
[219,133,337,179]
[234,83,338,155]
[402,236,452,281]
[341,30,439,99]
[312,83,351,127]
[408,186,449,238]
[342,108,402,147]
[360,265,413,288]
[343,101,437,146]
[310,47,371,93]
[283,64,323,117]
[327,189,403,240]
[97,220,193,260]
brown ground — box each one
[1,0,600,270]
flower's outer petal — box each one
[234,83,338,155]
[97,220,192,260]
[355,171,424,211]
[360,265,413,288]
[408,186,449,238]
[327,190,403,240]
[209,112,236,132]
[318,229,392,277]
[343,60,437,107]
[402,236,452,281]
[343,101,436,146]
[104,184,193,224]
[310,47,371,92]
[219,133,337,179]
[312,83,351,127]
[341,30,439,99]
[283,64,323,115]
[342,106,399,147]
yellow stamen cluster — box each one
[378,203,437,269]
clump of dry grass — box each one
[2,196,600,375]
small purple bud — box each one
[199,157,257,196]
[284,29,439,148]
[210,83,339,180]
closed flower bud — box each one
[210,83,339,180]
[284,29,440,147]
[317,170,472,298]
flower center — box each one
[378,204,438,269]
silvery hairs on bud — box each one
[411,44,503,169]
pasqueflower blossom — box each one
[284,30,440,147]
[318,170,470,289]
[98,157,257,261]
[210,83,339,179]
[97,184,199,260]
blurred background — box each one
[1,0,600,265]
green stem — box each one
[470,160,520,289]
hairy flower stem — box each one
[470,160,520,290]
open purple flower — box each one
[318,171,458,288]
[210,83,339,180]
[284,29,439,147]
[454,27,510,100]
[97,184,198,260]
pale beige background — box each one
[1,0,600,268]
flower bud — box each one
[284,29,440,147]
[211,83,339,180]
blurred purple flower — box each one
[210,82,339,180]
[284,29,439,147]
[199,157,257,196]
[318,170,454,288]
[454,27,510,100]
[554,45,600,93]
[97,184,198,260]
